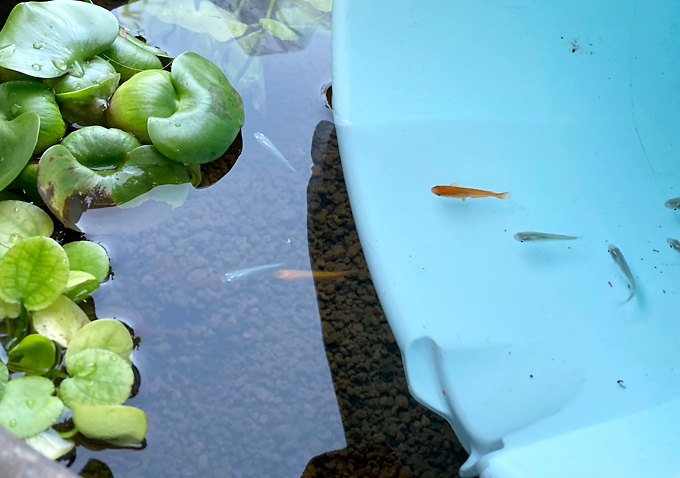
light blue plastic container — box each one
[332,1,680,476]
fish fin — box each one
[497,191,511,199]
[449,182,457,186]
[461,197,466,202]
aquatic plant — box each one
[0,200,146,457]
[0,0,244,227]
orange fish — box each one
[431,184,510,201]
[274,269,353,280]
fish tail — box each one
[496,191,511,199]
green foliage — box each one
[72,404,147,446]
[31,295,90,348]
[0,113,39,193]
[101,30,163,82]
[65,319,133,363]
[0,376,63,439]
[0,200,53,258]
[7,334,56,374]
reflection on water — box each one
[50,1,468,477]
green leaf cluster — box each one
[0,200,145,455]
[0,0,244,230]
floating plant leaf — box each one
[61,126,141,169]
[51,57,120,126]
[25,427,74,460]
[0,200,53,257]
[0,81,65,153]
[0,236,68,311]
[9,163,43,205]
[0,297,20,319]
[101,30,162,82]
[37,144,190,229]
[303,0,333,12]
[59,348,134,408]
[0,1,119,79]
[65,319,133,364]
[72,404,146,446]
[0,376,63,439]
[31,295,89,348]
[259,19,300,42]
[7,334,56,374]
[0,112,39,193]
[63,270,98,303]
[62,241,110,283]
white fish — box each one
[665,197,680,210]
[254,132,296,172]
[608,244,636,302]
[513,232,579,242]
[221,262,285,283]
[667,238,680,253]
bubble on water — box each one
[31,63,41,71]
[32,42,42,49]
[8,419,16,428]
[25,399,35,409]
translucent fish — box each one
[254,132,296,172]
[513,232,579,242]
[665,197,680,210]
[608,244,636,302]
[221,262,285,283]
[274,269,353,280]
[667,238,680,253]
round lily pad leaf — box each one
[148,52,245,164]
[72,404,146,446]
[65,319,133,364]
[52,57,118,95]
[101,30,162,82]
[0,81,65,153]
[10,162,43,205]
[7,334,56,375]
[0,112,39,193]
[107,69,176,143]
[0,376,63,439]
[59,348,134,408]
[0,200,53,258]
[60,126,141,169]
[63,270,98,303]
[0,1,119,79]
[37,144,190,230]
[63,240,110,284]
[31,295,89,348]
[0,236,68,311]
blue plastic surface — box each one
[332,1,680,476]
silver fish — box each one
[513,232,579,242]
[667,238,680,253]
[254,132,297,172]
[608,244,636,302]
[221,262,285,283]
[665,197,680,210]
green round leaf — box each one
[72,404,146,446]
[0,112,39,192]
[107,69,176,143]
[31,295,89,348]
[52,57,118,94]
[7,334,56,374]
[10,162,43,205]
[0,81,65,153]
[65,319,133,364]
[63,270,98,303]
[0,236,68,311]
[0,1,119,79]
[59,348,133,408]
[148,52,245,164]
[63,241,109,283]
[0,376,63,439]
[37,144,190,229]
[101,30,162,82]
[0,200,53,257]
[61,126,141,169]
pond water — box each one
[56,1,467,477]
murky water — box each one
[2,1,468,477]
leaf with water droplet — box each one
[0,236,68,311]
[7,334,56,375]
[0,376,63,438]
[31,295,89,348]
[0,2,118,78]
[65,319,133,364]
[0,201,53,258]
[59,348,134,408]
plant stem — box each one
[265,0,276,19]
[232,0,248,15]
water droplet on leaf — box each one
[32,42,42,49]
[10,104,22,116]
[175,123,181,127]
[51,59,67,71]
[25,399,35,409]
[81,363,97,377]
[68,60,85,78]
[8,233,20,245]
[31,63,41,71]
[8,419,16,428]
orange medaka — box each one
[431,184,510,201]
[274,269,354,280]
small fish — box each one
[607,244,636,302]
[221,262,285,283]
[667,237,680,253]
[664,197,680,210]
[254,132,296,172]
[431,184,509,201]
[513,232,579,242]
[274,269,353,280]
